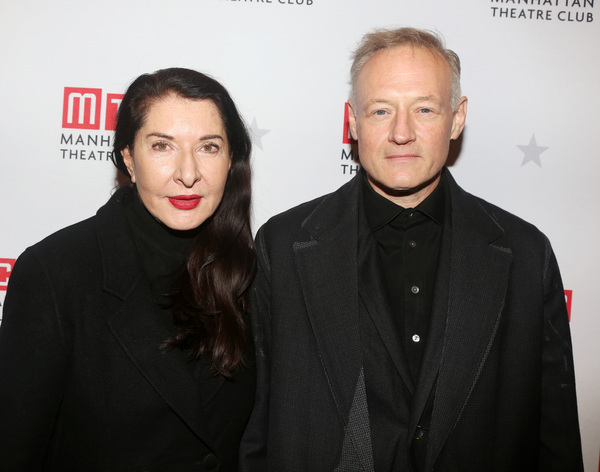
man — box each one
[240,27,583,471]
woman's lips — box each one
[168,195,201,210]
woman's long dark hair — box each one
[112,68,255,377]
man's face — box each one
[348,45,467,206]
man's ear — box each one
[121,147,136,183]
[347,100,359,141]
[450,96,468,140]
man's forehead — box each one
[355,46,452,98]
[363,94,443,107]
[360,45,449,75]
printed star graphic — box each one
[250,117,269,151]
[517,134,548,167]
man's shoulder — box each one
[451,178,548,250]
[262,194,329,231]
[259,176,359,237]
[471,193,543,236]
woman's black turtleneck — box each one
[124,188,200,307]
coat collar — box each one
[97,187,143,301]
[93,187,218,453]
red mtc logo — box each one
[342,102,357,145]
[0,259,16,292]
[62,87,124,131]
[564,290,573,321]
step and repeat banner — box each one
[1,0,598,468]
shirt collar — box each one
[362,169,447,232]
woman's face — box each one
[122,94,231,231]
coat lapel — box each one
[292,179,363,420]
[424,173,513,471]
[94,189,217,453]
[106,286,216,451]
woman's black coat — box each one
[0,187,255,472]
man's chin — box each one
[367,172,442,198]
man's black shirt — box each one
[362,173,447,381]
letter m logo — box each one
[0,258,16,291]
[62,87,102,130]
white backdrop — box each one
[1,0,598,469]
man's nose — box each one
[389,112,416,145]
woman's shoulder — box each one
[20,217,99,272]
[21,187,131,267]
[5,187,137,322]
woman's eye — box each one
[152,142,169,151]
[201,143,219,153]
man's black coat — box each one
[240,169,582,472]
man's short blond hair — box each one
[350,27,462,109]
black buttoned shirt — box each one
[362,174,447,381]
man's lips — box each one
[168,195,201,210]
[385,154,419,160]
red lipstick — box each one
[168,195,201,210]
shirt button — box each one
[412,334,421,343]
[414,425,425,440]
[409,240,417,248]
[202,454,220,471]
[411,285,420,294]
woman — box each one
[0,68,256,471]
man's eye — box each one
[419,108,432,114]
[375,109,387,116]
